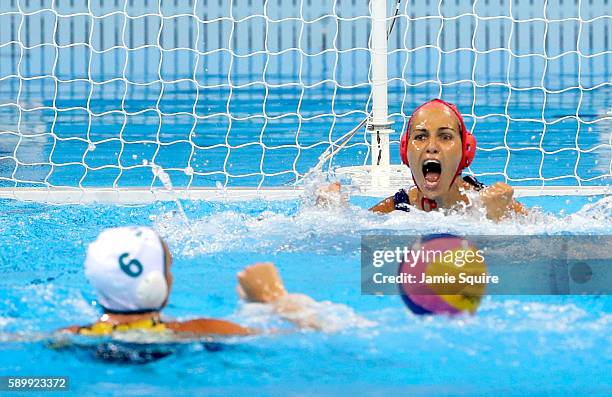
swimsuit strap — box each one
[393,188,438,212]
[393,188,411,212]
[462,175,485,191]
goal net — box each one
[0,0,610,199]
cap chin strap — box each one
[421,196,438,211]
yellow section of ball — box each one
[423,245,487,313]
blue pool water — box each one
[0,194,610,396]
[0,2,610,395]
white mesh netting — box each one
[0,0,610,194]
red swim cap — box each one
[399,99,476,177]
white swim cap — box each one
[85,226,169,313]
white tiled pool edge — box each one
[0,186,609,204]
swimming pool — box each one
[0,1,610,395]
[0,194,610,396]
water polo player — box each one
[60,227,359,336]
[60,226,252,337]
[369,99,526,221]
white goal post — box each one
[0,0,609,202]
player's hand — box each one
[315,182,345,207]
[237,262,287,303]
[480,182,515,221]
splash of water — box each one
[151,164,190,226]
[152,190,612,258]
[236,299,377,333]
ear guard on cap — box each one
[400,129,410,166]
[399,99,476,175]
[136,271,169,310]
[462,132,476,168]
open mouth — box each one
[421,159,442,188]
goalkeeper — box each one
[318,99,526,221]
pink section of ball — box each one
[398,235,466,315]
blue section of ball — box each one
[400,292,432,315]
[420,233,458,244]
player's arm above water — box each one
[368,198,395,213]
[59,313,253,337]
[369,180,526,221]
[314,181,348,207]
[479,182,527,222]
[316,179,525,221]
[237,262,328,330]
[164,318,252,336]
[314,180,395,211]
